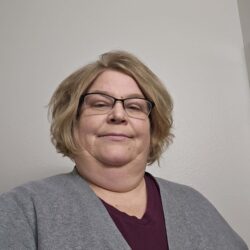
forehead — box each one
[88,70,144,98]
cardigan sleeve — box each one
[0,189,37,249]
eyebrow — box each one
[88,90,145,99]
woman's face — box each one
[74,70,151,167]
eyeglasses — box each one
[77,93,155,119]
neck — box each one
[74,154,148,218]
[74,154,147,193]
[90,174,147,219]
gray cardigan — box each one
[0,169,248,250]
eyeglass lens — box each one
[83,93,153,119]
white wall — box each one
[0,0,249,245]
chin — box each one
[95,146,133,161]
[98,154,134,167]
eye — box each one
[126,103,143,111]
[84,93,115,111]
[91,101,112,109]
[124,99,150,114]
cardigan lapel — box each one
[156,178,195,250]
[72,168,131,250]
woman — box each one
[0,51,248,249]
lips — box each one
[98,133,133,140]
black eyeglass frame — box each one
[76,92,155,118]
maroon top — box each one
[101,173,169,250]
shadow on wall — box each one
[237,0,250,85]
[244,43,250,85]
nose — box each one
[107,101,127,124]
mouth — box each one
[98,133,133,140]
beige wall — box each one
[0,0,249,245]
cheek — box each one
[135,120,151,144]
[145,123,151,150]
[144,130,151,149]
[75,117,99,145]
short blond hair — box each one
[49,51,173,164]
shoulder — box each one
[154,176,221,220]
[0,168,92,207]
[0,169,120,249]
[155,177,209,205]
[0,172,76,248]
[1,171,72,201]
[154,177,248,250]
[0,172,71,221]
